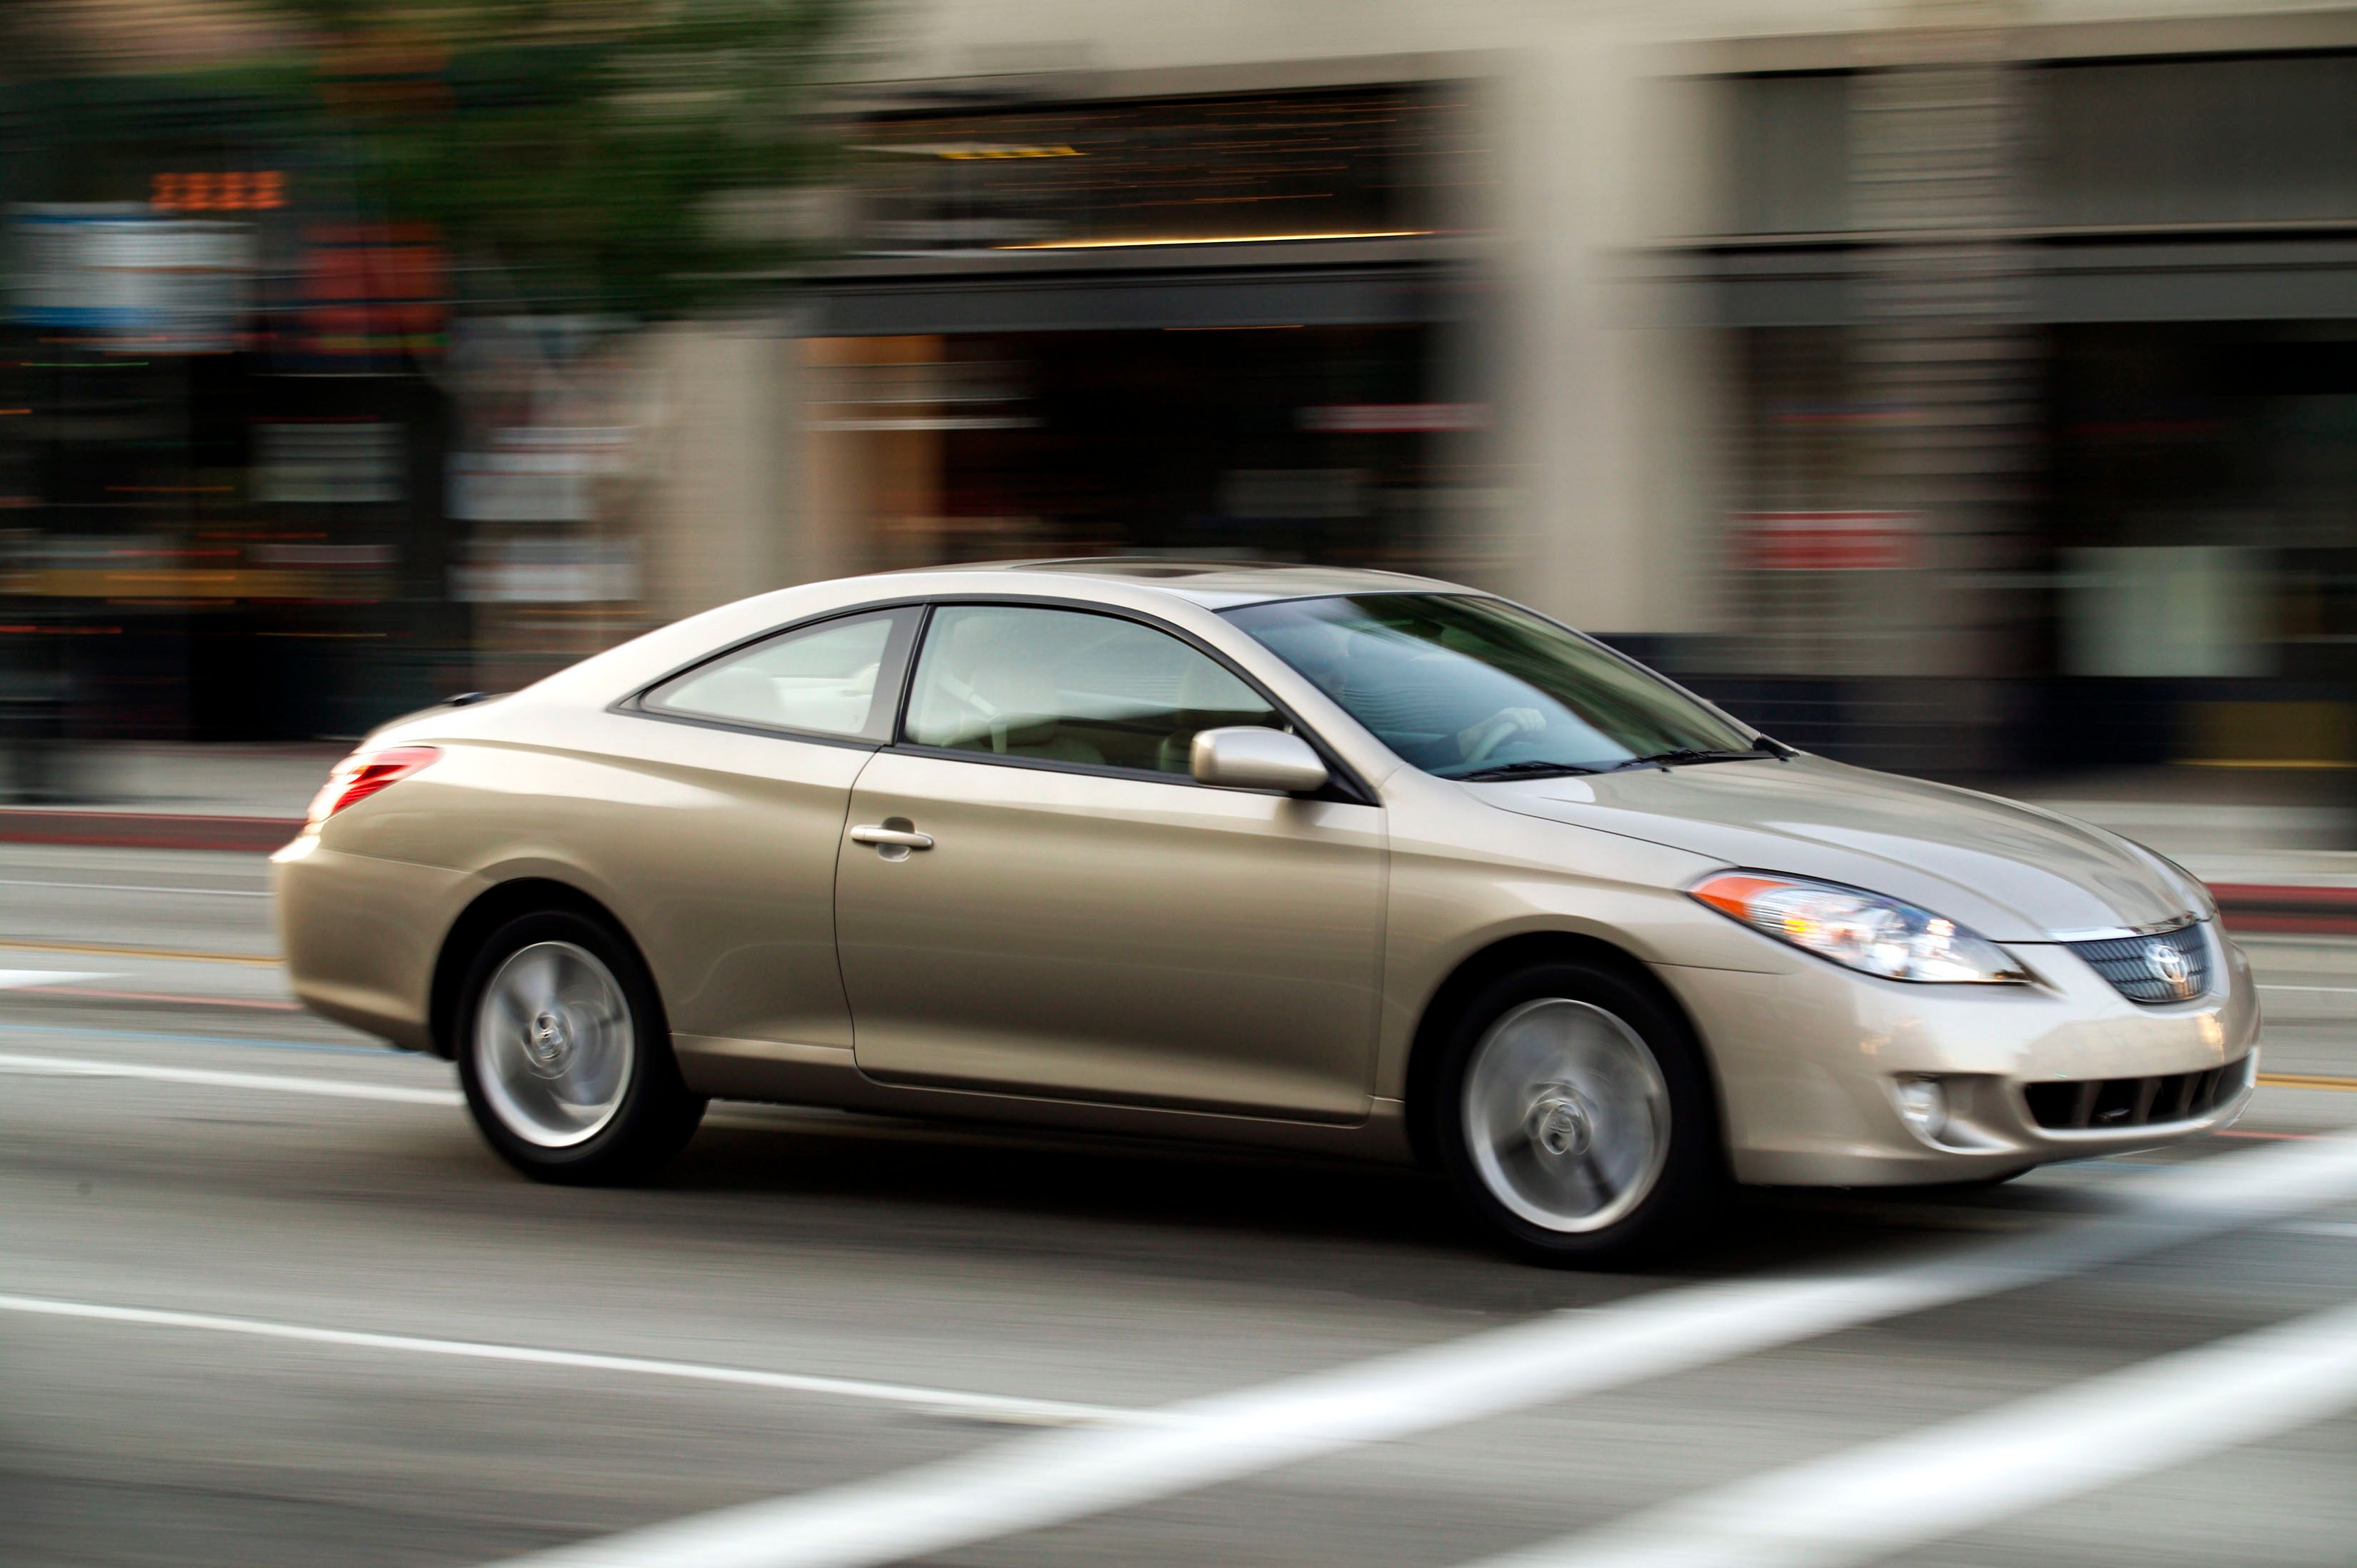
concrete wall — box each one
[641,321,871,623]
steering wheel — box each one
[1460,706,1547,765]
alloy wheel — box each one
[1460,997,1671,1233]
[474,940,636,1148]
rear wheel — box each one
[455,909,703,1183]
[1433,959,1722,1265]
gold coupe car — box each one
[274,561,2257,1262]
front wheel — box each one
[1433,960,1723,1266]
[455,909,704,1184]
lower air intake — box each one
[2023,1055,2250,1131]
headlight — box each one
[1690,871,2028,985]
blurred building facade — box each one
[0,4,466,748]
[5,0,2357,781]
[732,0,2357,775]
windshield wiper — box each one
[1609,742,1784,771]
[1453,760,1603,782]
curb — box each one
[0,810,301,853]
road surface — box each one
[5,841,2357,1568]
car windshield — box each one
[1222,593,1759,779]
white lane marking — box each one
[1468,1295,2357,1568]
[0,1294,1148,1428]
[0,876,269,898]
[0,1050,942,1123]
[2278,1218,2357,1239]
[0,1050,1181,1136]
[0,1051,461,1106]
[479,1132,2357,1568]
[2258,984,2357,995]
[0,970,108,990]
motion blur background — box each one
[8,12,2357,1561]
[6,0,2357,803]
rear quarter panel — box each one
[316,700,869,1050]
[274,835,484,1049]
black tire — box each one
[1431,958,1723,1267]
[454,908,704,1185]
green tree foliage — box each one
[276,0,853,318]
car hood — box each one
[1475,755,2198,942]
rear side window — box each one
[642,608,916,741]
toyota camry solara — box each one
[274,561,2257,1262]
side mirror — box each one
[1191,726,1329,794]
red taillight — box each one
[306,745,440,827]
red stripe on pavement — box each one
[2220,913,2357,937]
[2213,883,2357,937]
[2210,883,2357,909]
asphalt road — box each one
[6,842,2357,1568]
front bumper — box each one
[1658,920,2261,1187]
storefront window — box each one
[803,324,1470,576]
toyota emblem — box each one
[2145,939,2191,995]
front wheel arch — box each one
[1403,932,1726,1176]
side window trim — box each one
[886,601,935,752]
[615,602,923,748]
[890,595,1373,805]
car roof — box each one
[914,557,1466,608]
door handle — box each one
[851,824,934,851]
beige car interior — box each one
[909,605,1280,775]
[648,613,892,737]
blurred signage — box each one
[861,143,1083,161]
[319,35,451,114]
[851,85,1456,255]
[296,224,447,362]
[450,427,633,523]
[1299,403,1488,433]
[7,206,253,351]
[1736,512,1920,571]
[0,534,341,600]
[152,171,286,213]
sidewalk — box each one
[4,744,2354,928]
[1,742,336,818]
[0,743,335,851]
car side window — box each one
[904,604,1280,777]
[643,609,912,741]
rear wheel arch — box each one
[429,878,654,1059]
[1402,931,1726,1172]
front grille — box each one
[2066,923,2211,1005]
[2024,1055,2250,1131]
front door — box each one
[835,603,1386,1122]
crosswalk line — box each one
[477,1130,2357,1568]
[0,1050,462,1106]
[0,969,108,990]
[1464,1294,2357,1568]
[0,1293,1149,1429]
